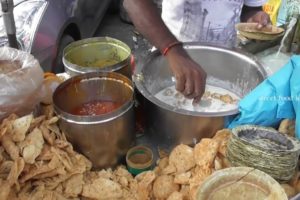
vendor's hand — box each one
[166,46,207,102]
[247,11,272,29]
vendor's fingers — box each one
[175,74,186,93]
[183,77,194,98]
[265,24,273,31]
[256,20,268,29]
[256,13,271,29]
[193,75,206,103]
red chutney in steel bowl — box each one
[71,100,122,116]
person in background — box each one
[124,0,271,102]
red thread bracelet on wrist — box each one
[162,41,182,56]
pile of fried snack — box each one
[0,105,299,200]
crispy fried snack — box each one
[167,191,184,200]
[82,177,123,199]
[0,109,249,200]
[153,175,180,199]
[169,144,195,174]
[194,139,219,168]
[19,128,44,164]
[279,119,296,137]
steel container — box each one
[53,72,135,169]
[63,37,132,78]
[134,44,267,147]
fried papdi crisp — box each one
[30,188,68,200]
[11,114,33,142]
[279,119,296,137]
[29,115,46,131]
[82,177,123,200]
[213,129,232,157]
[7,157,25,188]
[190,166,212,189]
[158,157,169,170]
[36,144,52,161]
[158,148,169,159]
[135,171,156,200]
[167,191,184,200]
[20,155,61,183]
[0,114,18,132]
[153,175,180,199]
[189,185,200,200]
[114,166,133,188]
[0,180,11,200]
[214,155,223,171]
[19,128,44,164]
[51,147,73,172]
[63,174,83,198]
[36,174,72,191]
[40,104,55,119]
[0,161,14,179]
[1,134,19,161]
[162,164,177,175]
[0,127,7,140]
[180,185,190,200]
[32,167,66,179]
[169,144,195,173]
[221,157,232,169]
[70,154,92,173]
[174,171,192,185]
[47,117,59,125]
[213,129,231,142]
[114,166,133,180]
[135,171,156,186]
[281,184,297,198]
[289,171,300,187]
[194,139,219,167]
[40,124,55,145]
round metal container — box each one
[134,44,267,146]
[196,167,288,200]
[63,37,132,78]
[53,72,135,169]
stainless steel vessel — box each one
[53,72,135,169]
[134,44,267,146]
[63,37,132,78]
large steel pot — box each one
[63,37,132,78]
[53,72,135,169]
[134,44,267,147]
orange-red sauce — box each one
[71,100,122,116]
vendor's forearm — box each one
[123,0,178,52]
[241,6,263,22]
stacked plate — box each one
[227,125,300,182]
[236,23,285,40]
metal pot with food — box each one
[63,37,132,78]
[134,44,267,147]
[53,72,135,169]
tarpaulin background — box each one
[229,55,300,138]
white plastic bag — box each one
[0,47,44,121]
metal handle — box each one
[1,0,18,49]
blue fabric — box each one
[229,55,300,138]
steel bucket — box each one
[53,72,135,169]
[134,44,267,147]
[63,37,132,78]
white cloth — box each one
[162,0,267,48]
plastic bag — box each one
[0,47,44,121]
[263,0,282,25]
[228,55,300,138]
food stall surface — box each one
[1,7,300,200]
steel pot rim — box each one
[53,72,134,123]
[63,37,131,74]
[134,43,268,117]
